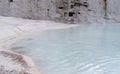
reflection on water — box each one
[10,24,120,74]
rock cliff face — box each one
[0,0,120,23]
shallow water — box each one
[10,24,120,74]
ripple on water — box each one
[9,25,120,74]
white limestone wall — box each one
[0,0,57,20]
[30,0,57,20]
[9,0,31,18]
[107,0,120,21]
[0,0,120,23]
[78,0,105,23]
[0,0,9,16]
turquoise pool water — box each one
[10,24,120,74]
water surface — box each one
[10,24,120,74]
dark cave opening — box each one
[69,12,75,17]
[9,0,13,2]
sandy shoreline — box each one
[0,16,79,74]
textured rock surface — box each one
[0,50,40,74]
[0,0,120,23]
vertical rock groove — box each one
[104,0,107,18]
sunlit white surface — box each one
[10,24,120,74]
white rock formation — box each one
[0,0,120,23]
[0,50,40,74]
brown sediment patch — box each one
[26,38,33,41]
[0,51,28,68]
[10,46,25,50]
[0,51,30,74]
[9,46,27,55]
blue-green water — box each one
[10,24,120,74]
